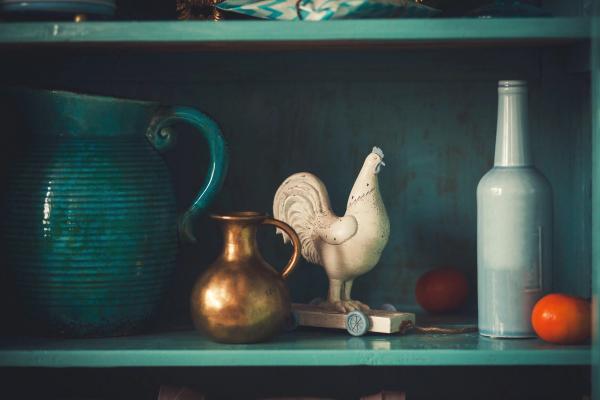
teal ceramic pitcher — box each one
[3,88,228,337]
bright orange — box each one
[415,267,468,313]
[531,293,591,345]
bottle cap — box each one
[498,80,527,94]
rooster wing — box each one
[273,172,358,266]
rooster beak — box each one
[375,160,385,174]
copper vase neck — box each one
[212,212,267,262]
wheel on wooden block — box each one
[380,303,397,312]
[345,310,370,336]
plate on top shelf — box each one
[0,0,116,16]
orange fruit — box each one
[415,267,468,313]
[531,293,591,345]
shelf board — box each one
[0,18,589,49]
[0,328,589,368]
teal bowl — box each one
[0,0,116,16]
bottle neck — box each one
[221,222,259,262]
[494,86,531,167]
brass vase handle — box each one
[262,218,301,280]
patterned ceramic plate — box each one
[0,0,116,16]
[217,0,440,20]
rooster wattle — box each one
[273,147,390,313]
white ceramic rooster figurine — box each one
[273,147,390,313]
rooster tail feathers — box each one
[275,227,290,244]
[273,173,334,265]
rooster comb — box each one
[372,147,384,159]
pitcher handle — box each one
[147,106,229,242]
[262,218,301,280]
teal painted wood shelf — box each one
[0,330,589,367]
[0,18,589,48]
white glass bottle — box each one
[477,80,552,338]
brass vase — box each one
[191,212,301,343]
[176,0,224,20]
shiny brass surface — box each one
[191,212,301,343]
